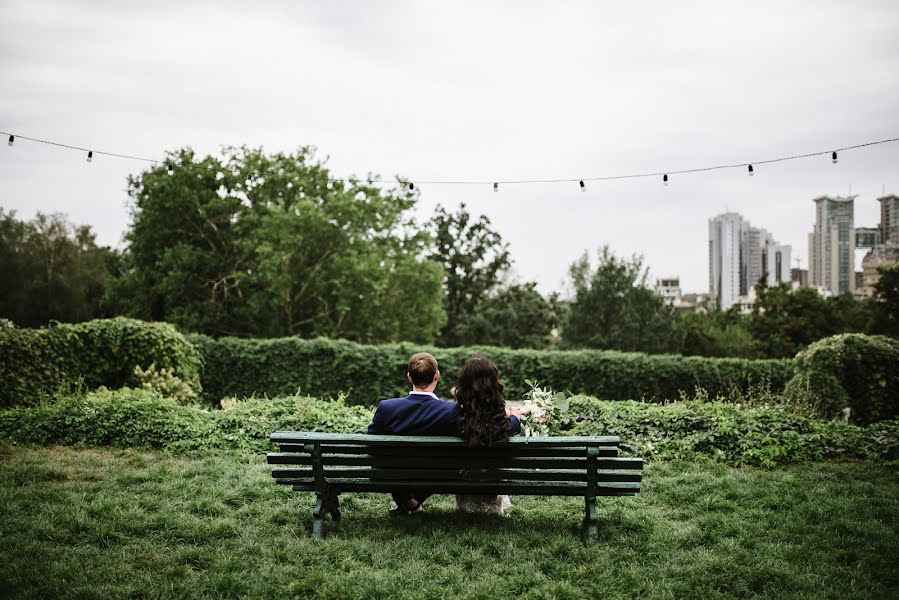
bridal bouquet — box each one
[519,379,570,437]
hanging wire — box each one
[2,129,898,187]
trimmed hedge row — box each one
[190,334,795,405]
[0,318,202,408]
[1,389,896,466]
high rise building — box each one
[709,212,791,309]
[880,194,899,244]
[655,277,681,306]
[808,195,856,295]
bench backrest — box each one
[268,432,643,497]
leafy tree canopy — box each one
[0,209,113,327]
[454,282,559,349]
[109,147,445,343]
[562,246,684,353]
[428,203,511,346]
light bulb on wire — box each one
[832,151,838,164]
[748,164,754,177]
[87,151,93,163]
[579,180,586,192]
[663,174,669,187]
[166,162,174,176]
[493,182,498,192]
[409,182,414,191]
[7,135,13,147]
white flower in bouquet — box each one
[519,379,570,437]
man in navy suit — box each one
[367,352,457,514]
[368,352,522,515]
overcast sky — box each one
[2,0,898,294]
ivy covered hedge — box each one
[1,389,896,467]
[0,318,202,408]
[190,334,795,405]
[783,334,899,425]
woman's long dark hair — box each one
[455,356,509,447]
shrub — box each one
[0,389,895,466]
[782,334,899,425]
[0,388,370,453]
[190,334,794,405]
[0,318,202,408]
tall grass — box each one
[1,446,897,599]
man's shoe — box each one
[389,499,424,516]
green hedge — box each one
[1,389,896,466]
[190,334,794,405]
[0,318,202,408]
[783,334,899,425]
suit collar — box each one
[407,391,439,400]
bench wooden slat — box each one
[277,444,619,458]
[271,432,621,446]
[286,479,640,496]
[267,452,643,471]
[271,467,642,483]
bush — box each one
[563,396,899,467]
[0,318,202,408]
[0,389,895,466]
[190,334,795,405]
[782,334,899,425]
[0,388,370,453]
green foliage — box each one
[109,147,446,343]
[678,307,760,358]
[0,388,370,453]
[133,363,201,405]
[1,390,896,468]
[428,203,512,346]
[562,246,684,353]
[873,262,899,336]
[454,282,559,349]
[565,396,899,467]
[0,209,115,327]
[191,333,795,405]
[750,282,877,358]
[782,333,899,425]
[0,318,202,408]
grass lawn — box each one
[1,446,897,599]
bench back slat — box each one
[267,452,641,471]
[286,479,640,496]
[271,432,621,446]
[277,444,618,458]
[272,467,642,483]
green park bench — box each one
[267,432,643,543]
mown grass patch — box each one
[1,446,897,599]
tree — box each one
[454,282,559,349]
[872,263,899,337]
[561,246,684,353]
[110,147,446,343]
[428,204,511,346]
[0,209,113,326]
[679,307,759,358]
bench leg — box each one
[312,493,326,538]
[582,496,598,544]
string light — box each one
[663,174,669,186]
[409,182,414,191]
[1,129,897,188]
[87,151,93,163]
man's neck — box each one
[411,388,437,395]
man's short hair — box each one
[408,352,438,387]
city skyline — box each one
[2,0,898,296]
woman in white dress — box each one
[452,356,523,516]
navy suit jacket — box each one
[367,392,521,438]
